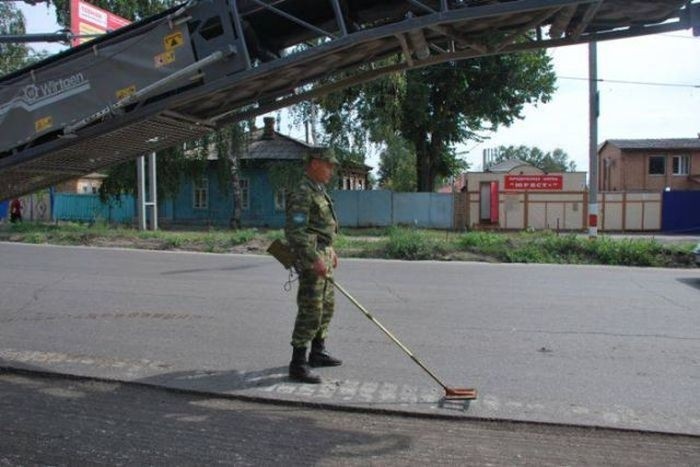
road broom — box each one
[331,279,477,400]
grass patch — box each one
[383,227,448,260]
[454,230,694,267]
[0,222,694,267]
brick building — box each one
[598,138,700,192]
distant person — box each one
[9,198,22,223]
[284,147,342,384]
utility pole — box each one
[136,152,158,231]
[588,41,599,238]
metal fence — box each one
[662,191,700,234]
[53,193,135,224]
[333,190,454,229]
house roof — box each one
[206,124,372,172]
[486,158,534,173]
[242,127,373,171]
[602,138,700,151]
[242,128,317,161]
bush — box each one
[458,232,508,253]
[385,227,445,260]
[229,229,257,245]
[587,238,661,266]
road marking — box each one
[257,379,441,404]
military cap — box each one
[306,147,338,164]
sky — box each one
[17,2,700,174]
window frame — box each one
[193,178,209,210]
[239,178,250,211]
[648,155,666,176]
[672,155,690,176]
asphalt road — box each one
[1,370,699,466]
[1,242,699,436]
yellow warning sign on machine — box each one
[164,31,184,50]
[35,116,53,133]
[116,85,137,100]
[154,50,175,68]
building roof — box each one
[602,138,700,151]
[242,128,317,161]
[208,121,372,172]
[486,158,534,173]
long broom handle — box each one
[331,279,448,390]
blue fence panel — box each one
[393,193,428,227]
[358,190,391,227]
[0,200,7,220]
[331,190,359,227]
[662,191,700,234]
[54,193,135,223]
[392,193,453,228]
[333,191,453,229]
[428,193,454,229]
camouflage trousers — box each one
[291,247,335,348]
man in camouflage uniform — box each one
[285,147,342,384]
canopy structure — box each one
[0,0,697,200]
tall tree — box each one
[494,145,577,172]
[214,123,247,229]
[377,135,416,191]
[0,3,46,75]
[319,52,556,191]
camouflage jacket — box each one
[284,174,338,269]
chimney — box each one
[263,117,275,139]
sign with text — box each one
[505,175,563,191]
[70,0,131,46]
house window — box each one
[274,189,286,211]
[672,155,689,175]
[193,178,208,209]
[239,178,250,210]
[648,156,665,175]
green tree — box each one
[378,135,416,191]
[0,3,47,75]
[213,123,247,228]
[319,52,556,192]
[494,145,577,172]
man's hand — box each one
[312,257,329,278]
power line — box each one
[430,64,699,89]
[557,76,699,89]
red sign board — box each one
[70,0,131,46]
[504,175,563,191]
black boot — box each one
[309,338,342,367]
[289,347,321,384]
